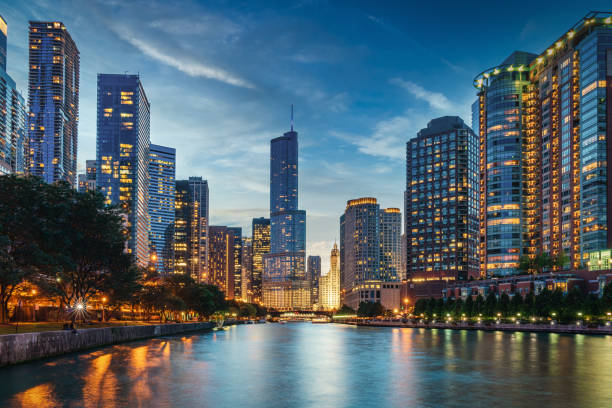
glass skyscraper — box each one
[149,144,176,275]
[474,12,612,275]
[27,21,79,186]
[307,255,321,306]
[208,226,235,299]
[174,177,209,282]
[96,74,150,266]
[0,15,26,176]
[405,116,480,281]
[262,122,309,310]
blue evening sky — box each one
[1,0,608,270]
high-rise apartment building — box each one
[474,12,612,275]
[0,15,26,176]
[149,144,176,274]
[319,243,341,310]
[77,160,97,193]
[405,116,480,281]
[96,74,150,266]
[174,177,209,282]
[380,208,402,282]
[27,21,79,185]
[208,226,235,299]
[241,237,253,302]
[251,217,270,303]
[228,227,243,299]
[307,255,321,306]
[262,119,309,311]
[341,197,400,309]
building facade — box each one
[78,160,97,193]
[380,208,402,282]
[473,12,612,275]
[319,243,341,310]
[262,122,309,311]
[241,237,253,302]
[228,227,243,300]
[307,255,321,306]
[27,21,79,186]
[405,116,480,282]
[208,226,235,299]
[0,15,26,176]
[174,177,209,282]
[251,217,270,303]
[96,74,150,266]
[149,144,176,274]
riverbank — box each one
[0,321,228,367]
[336,319,612,335]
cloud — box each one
[390,78,453,111]
[110,24,256,89]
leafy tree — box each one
[498,293,510,316]
[484,292,497,317]
[510,294,523,315]
[601,283,612,313]
[336,304,355,316]
[463,296,474,317]
[453,298,464,318]
[357,301,384,317]
[474,295,485,316]
[0,176,66,323]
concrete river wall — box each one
[0,322,216,367]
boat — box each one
[312,317,331,324]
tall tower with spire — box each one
[262,106,309,310]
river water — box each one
[1,323,611,407]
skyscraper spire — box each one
[291,104,294,131]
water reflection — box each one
[0,325,611,407]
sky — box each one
[1,0,609,272]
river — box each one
[1,323,611,407]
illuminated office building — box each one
[228,227,243,299]
[96,74,150,266]
[405,116,480,281]
[474,12,612,275]
[148,144,175,274]
[0,15,26,176]
[251,217,270,303]
[27,21,79,186]
[262,118,309,311]
[319,243,341,311]
[174,177,209,282]
[209,226,235,299]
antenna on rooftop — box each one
[291,104,294,131]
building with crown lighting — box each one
[473,11,612,276]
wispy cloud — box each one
[390,78,453,111]
[111,24,256,89]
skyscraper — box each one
[307,255,321,306]
[319,243,340,310]
[208,226,235,299]
[96,74,150,266]
[77,159,97,193]
[405,116,480,281]
[0,15,26,176]
[379,208,402,282]
[27,21,79,186]
[473,12,612,275]
[262,116,309,311]
[340,198,381,309]
[241,237,253,302]
[174,177,209,282]
[251,217,270,303]
[149,144,176,274]
[228,227,243,299]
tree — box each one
[0,176,66,323]
[601,283,612,314]
[510,294,523,315]
[474,295,485,316]
[336,304,355,316]
[553,250,569,270]
[41,188,136,318]
[498,293,510,317]
[357,301,384,317]
[484,292,497,317]
[463,296,474,317]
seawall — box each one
[336,320,612,335]
[0,322,217,367]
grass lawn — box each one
[0,321,157,335]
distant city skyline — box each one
[1,0,609,268]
